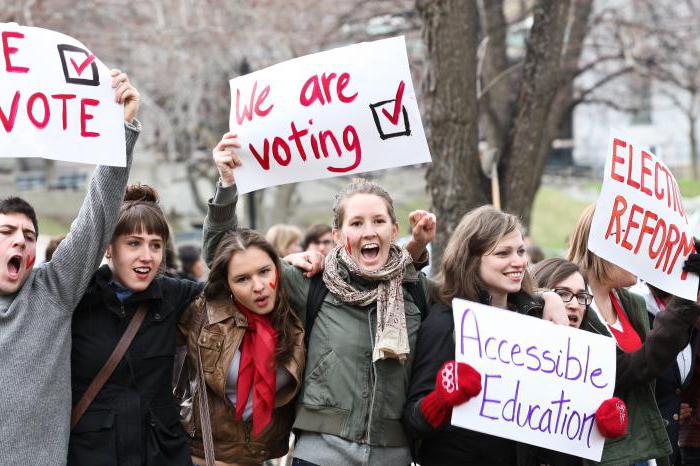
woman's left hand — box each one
[408,210,436,247]
[541,291,569,326]
[111,69,140,123]
[284,250,324,278]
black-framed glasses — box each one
[552,288,593,306]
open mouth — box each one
[504,271,523,280]
[133,267,151,279]
[255,295,269,307]
[360,244,380,260]
[568,314,580,326]
[7,254,22,279]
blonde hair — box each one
[565,204,616,284]
[265,224,302,257]
[435,205,533,305]
[332,178,397,228]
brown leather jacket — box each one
[177,294,305,464]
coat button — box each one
[673,413,680,421]
[150,420,157,427]
[154,313,161,320]
[676,388,682,395]
[361,391,369,398]
[365,350,372,358]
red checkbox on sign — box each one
[57,44,100,86]
[370,80,411,140]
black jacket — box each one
[68,265,203,466]
[402,291,580,466]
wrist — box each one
[218,176,236,188]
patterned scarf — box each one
[235,304,277,437]
[323,244,412,362]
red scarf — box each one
[607,291,642,353]
[236,304,277,437]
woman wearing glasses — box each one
[565,205,700,465]
[401,206,624,466]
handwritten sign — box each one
[451,298,616,461]
[0,23,125,166]
[589,133,698,300]
[228,36,431,193]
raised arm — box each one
[616,296,700,393]
[202,133,240,267]
[42,70,140,313]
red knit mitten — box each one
[419,360,482,428]
[595,397,628,438]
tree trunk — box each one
[690,111,699,179]
[418,0,483,268]
[500,0,571,226]
[480,0,511,169]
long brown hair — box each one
[434,205,533,305]
[566,204,616,285]
[204,229,296,364]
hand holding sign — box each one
[213,132,242,187]
[595,397,628,438]
[0,23,126,166]
[110,69,139,123]
[420,360,482,428]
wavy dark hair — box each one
[204,228,296,364]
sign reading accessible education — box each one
[451,299,616,461]
[0,23,125,166]
[588,133,698,300]
[228,36,432,193]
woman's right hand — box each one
[213,132,242,187]
[541,291,570,326]
[420,361,481,428]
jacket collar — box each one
[205,295,249,327]
[83,264,167,315]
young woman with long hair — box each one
[202,132,436,466]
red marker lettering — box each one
[2,31,29,73]
[626,144,640,189]
[26,92,49,129]
[80,98,100,137]
[610,138,626,183]
[0,91,20,132]
[234,81,273,126]
[51,94,76,130]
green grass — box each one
[37,216,70,236]
[530,186,589,256]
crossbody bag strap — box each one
[70,303,149,430]
[196,303,216,466]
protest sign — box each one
[588,133,698,300]
[451,298,616,461]
[0,23,125,166]
[228,36,432,193]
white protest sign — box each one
[0,23,125,166]
[588,133,698,300]
[451,298,616,461]
[228,36,432,194]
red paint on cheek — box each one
[25,254,35,269]
[269,269,278,290]
[346,243,352,255]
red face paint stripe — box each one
[269,269,278,290]
[25,254,35,269]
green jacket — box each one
[581,287,672,466]
[202,183,430,447]
[282,260,428,447]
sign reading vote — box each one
[451,298,616,461]
[588,133,698,300]
[0,23,125,166]
[228,36,432,194]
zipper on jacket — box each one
[364,307,377,444]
